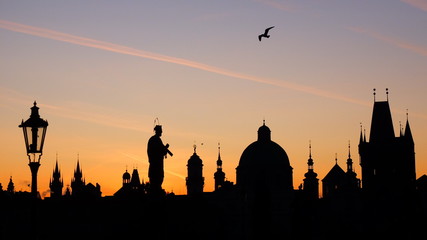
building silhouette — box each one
[114,167,146,199]
[359,95,416,199]
[49,159,63,199]
[1,91,427,240]
[214,144,226,191]
[186,145,204,197]
[236,120,294,239]
[302,143,319,201]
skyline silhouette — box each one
[1,1,427,201]
[1,93,426,239]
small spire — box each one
[307,140,314,170]
[386,88,389,102]
[404,109,414,143]
[373,88,376,101]
[217,142,223,168]
[193,144,197,154]
[335,153,338,164]
[348,140,351,158]
[263,118,266,126]
[347,141,354,173]
[363,128,366,142]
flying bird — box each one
[258,26,275,41]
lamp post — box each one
[19,101,48,198]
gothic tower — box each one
[303,142,319,200]
[214,143,226,191]
[71,159,85,197]
[49,159,63,198]
[130,168,142,190]
[358,89,416,198]
[186,145,204,196]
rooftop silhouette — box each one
[1,91,426,240]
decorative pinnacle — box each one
[373,88,376,101]
[386,88,389,101]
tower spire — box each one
[386,88,389,102]
[307,140,314,171]
[404,109,414,144]
[373,88,376,102]
[214,142,225,191]
[347,141,354,173]
[217,142,222,169]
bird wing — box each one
[264,26,275,34]
[258,34,262,41]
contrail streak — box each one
[348,26,427,57]
[0,19,369,106]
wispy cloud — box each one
[401,0,427,12]
[0,19,368,107]
[348,26,427,57]
[42,102,151,133]
[0,87,151,133]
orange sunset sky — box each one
[1,1,427,197]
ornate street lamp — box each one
[19,101,48,197]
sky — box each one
[1,0,426,197]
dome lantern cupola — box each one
[257,120,271,142]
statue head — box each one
[154,125,163,136]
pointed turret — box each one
[303,141,319,200]
[7,176,14,193]
[404,113,414,144]
[71,158,85,197]
[346,142,354,174]
[214,143,226,191]
[50,158,63,198]
[370,100,395,142]
[130,168,141,190]
[346,142,361,191]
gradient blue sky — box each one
[1,1,426,196]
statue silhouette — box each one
[147,125,172,196]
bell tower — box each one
[303,141,319,200]
[186,145,204,197]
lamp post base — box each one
[28,162,40,198]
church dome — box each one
[122,170,131,180]
[239,123,290,168]
[236,122,293,190]
[239,141,290,167]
